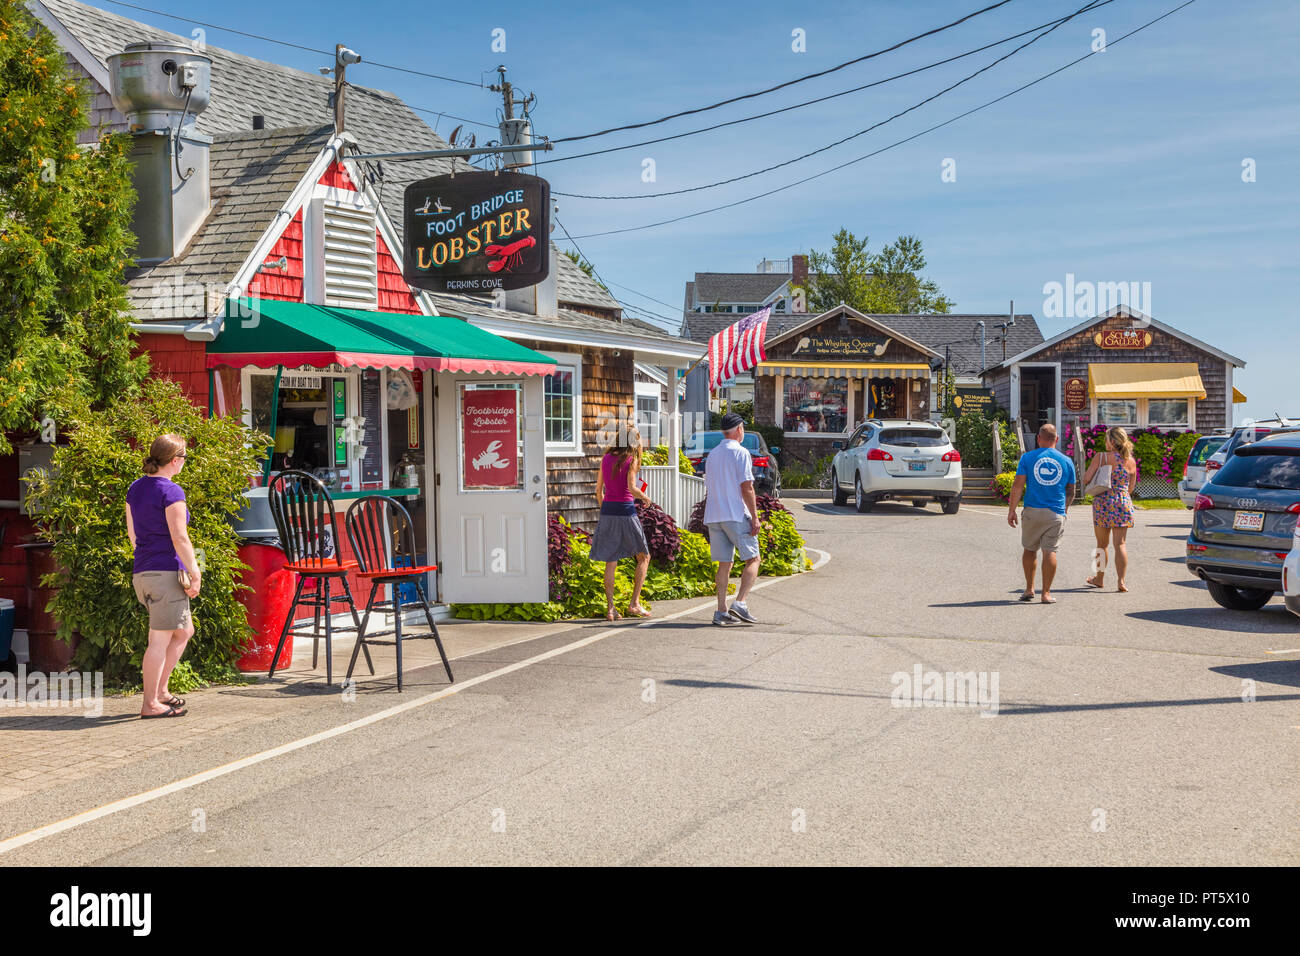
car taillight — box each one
[867,448,893,461]
[751,456,769,468]
[1194,493,1215,511]
[1206,458,1222,471]
[1188,543,1208,553]
[942,450,961,462]
[690,457,703,466]
[1287,502,1300,514]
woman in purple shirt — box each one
[590,427,653,621]
[125,434,200,718]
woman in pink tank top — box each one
[591,428,653,620]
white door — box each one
[435,374,549,603]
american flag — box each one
[708,305,770,394]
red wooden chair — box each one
[344,495,453,691]
[266,470,371,685]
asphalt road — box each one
[4,499,1298,865]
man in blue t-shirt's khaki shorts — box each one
[1007,423,1077,604]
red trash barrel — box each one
[235,542,295,671]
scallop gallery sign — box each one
[403,170,550,293]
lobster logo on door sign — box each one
[471,440,512,471]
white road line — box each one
[0,547,831,856]
[1265,648,1300,655]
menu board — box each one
[360,369,383,483]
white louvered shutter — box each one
[319,201,377,308]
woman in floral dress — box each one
[1083,426,1138,592]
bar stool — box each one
[344,494,453,691]
[266,470,372,686]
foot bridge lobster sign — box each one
[403,170,551,293]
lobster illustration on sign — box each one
[471,440,512,471]
[485,235,536,273]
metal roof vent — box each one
[107,42,214,265]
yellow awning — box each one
[1088,363,1206,399]
[1233,386,1247,403]
[756,361,930,379]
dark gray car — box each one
[1186,431,1300,610]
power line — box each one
[562,0,1196,241]
[550,0,1018,144]
[605,281,684,313]
[541,0,1114,174]
[344,83,498,132]
[97,0,483,88]
[556,222,682,330]
[553,0,1103,201]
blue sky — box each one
[99,0,1298,422]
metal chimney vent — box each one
[107,42,214,266]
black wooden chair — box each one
[344,494,452,691]
[266,470,371,686]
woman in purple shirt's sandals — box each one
[125,434,201,718]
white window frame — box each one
[1089,396,1197,430]
[634,381,661,448]
[540,350,584,458]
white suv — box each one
[829,419,963,514]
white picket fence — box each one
[641,465,708,525]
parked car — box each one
[683,430,781,497]
[1283,511,1300,620]
[1178,434,1229,507]
[1202,418,1298,482]
[829,419,962,514]
[1186,431,1300,610]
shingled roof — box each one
[690,272,792,305]
[35,0,622,317]
[126,124,330,321]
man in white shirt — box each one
[704,412,761,625]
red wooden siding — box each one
[318,162,358,191]
[376,231,421,315]
[132,334,209,410]
[249,209,305,303]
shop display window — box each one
[783,377,848,433]
[1096,399,1138,426]
[1147,398,1190,427]
[245,369,358,489]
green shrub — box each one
[23,378,269,691]
[643,443,693,475]
[990,471,1016,502]
[996,420,1021,473]
[955,415,994,468]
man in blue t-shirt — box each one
[1007,423,1077,604]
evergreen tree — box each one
[0,0,144,454]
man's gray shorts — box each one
[707,520,760,563]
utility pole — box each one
[324,45,361,136]
[489,66,536,169]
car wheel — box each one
[854,473,873,513]
[831,469,847,506]
[941,497,960,515]
[1206,580,1273,611]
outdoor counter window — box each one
[246,367,361,490]
[458,381,524,492]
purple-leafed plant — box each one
[636,499,681,567]
[547,513,588,603]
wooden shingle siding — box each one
[1021,315,1231,432]
[512,339,634,531]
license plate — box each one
[1233,510,1265,532]
[908,460,926,472]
